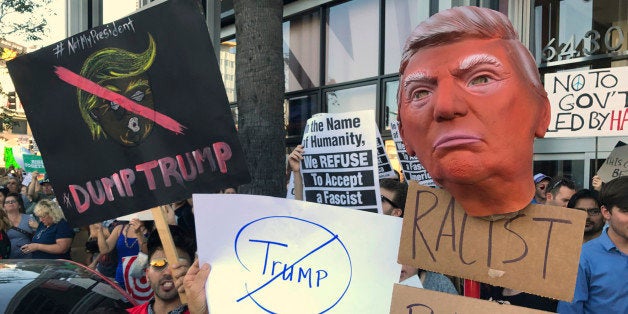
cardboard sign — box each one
[544,66,628,137]
[23,154,46,173]
[300,110,382,213]
[398,182,586,301]
[194,194,402,314]
[376,128,397,179]
[596,141,628,182]
[390,121,435,187]
[7,0,250,226]
[390,284,551,314]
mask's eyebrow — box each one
[402,72,436,88]
[451,53,503,76]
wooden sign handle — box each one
[150,205,187,303]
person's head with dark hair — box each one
[599,176,628,212]
[5,192,25,214]
[545,177,577,207]
[599,176,628,251]
[141,225,196,313]
[380,178,408,217]
[147,225,196,262]
[568,189,604,242]
[396,6,551,219]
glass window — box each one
[220,39,237,103]
[284,12,321,92]
[285,94,319,137]
[535,0,628,65]
[326,84,376,113]
[534,159,585,189]
[325,0,379,84]
[384,80,399,130]
[384,0,429,74]
[103,0,138,23]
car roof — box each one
[0,259,137,313]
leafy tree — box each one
[234,0,286,197]
[0,0,53,42]
[0,0,53,131]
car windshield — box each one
[0,259,135,313]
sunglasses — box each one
[577,207,601,216]
[149,257,190,271]
[381,195,401,209]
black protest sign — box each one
[7,0,250,227]
[389,121,435,187]
[300,111,382,213]
[375,128,397,179]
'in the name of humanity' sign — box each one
[544,66,628,137]
[300,110,381,213]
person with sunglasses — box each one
[379,179,407,217]
[544,177,577,207]
[127,225,196,314]
[567,189,604,243]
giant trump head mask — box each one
[397,6,551,219]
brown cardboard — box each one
[596,141,628,182]
[390,284,551,314]
[398,182,586,301]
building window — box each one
[535,0,628,67]
[384,0,429,74]
[220,39,237,103]
[384,80,399,130]
[283,11,321,92]
[325,0,379,85]
[326,84,377,113]
[285,94,319,138]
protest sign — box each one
[7,0,250,226]
[398,182,586,301]
[544,66,628,137]
[596,141,628,182]
[194,194,402,314]
[23,154,45,173]
[3,147,20,169]
[390,121,435,187]
[390,284,550,314]
[376,128,397,179]
[300,110,381,213]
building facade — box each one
[52,0,628,188]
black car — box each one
[0,259,138,313]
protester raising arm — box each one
[177,259,211,314]
[288,145,304,201]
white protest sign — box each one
[544,66,628,137]
[597,141,628,182]
[390,121,435,187]
[194,194,402,314]
[300,110,381,213]
[376,128,397,179]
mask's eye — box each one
[469,75,491,86]
[411,90,430,100]
[130,90,145,102]
[110,101,120,110]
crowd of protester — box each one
[0,157,625,314]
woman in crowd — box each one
[0,208,11,258]
[4,192,35,258]
[20,199,74,259]
[91,218,148,288]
